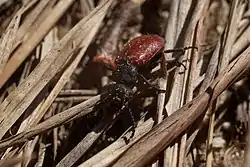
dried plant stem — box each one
[56,118,110,167]
[244,99,250,167]
[162,0,180,166]
[206,0,239,166]
[205,103,215,167]
[0,95,100,151]
[79,118,154,167]
[0,11,20,74]
[186,40,221,154]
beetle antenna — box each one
[164,46,198,53]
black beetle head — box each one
[111,59,139,87]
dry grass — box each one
[0,0,249,167]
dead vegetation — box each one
[0,0,249,167]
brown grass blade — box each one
[0,95,100,150]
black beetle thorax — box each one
[112,60,138,87]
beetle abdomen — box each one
[116,35,165,66]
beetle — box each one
[95,34,195,89]
[94,34,196,140]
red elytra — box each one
[116,34,165,66]
[94,34,165,70]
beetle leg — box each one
[93,55,116,71]
[163,47,197,70]
[164,46,197,69]
[138,73,166,93]
[121,101,136,144]
[127,106,136,141]
[164,53,189,70]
